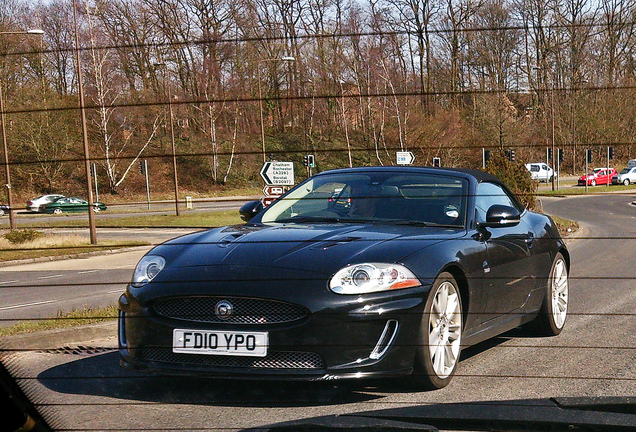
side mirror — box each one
[239,200,263,222]
[478,205,521,228]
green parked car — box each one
[41,197,107,214]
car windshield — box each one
[620,169,630,174]
[260,172,468,228]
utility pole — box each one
[72,0,97,244]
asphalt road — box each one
[0,228,201,327]
[1,193,635,432]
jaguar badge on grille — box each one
[214,300,234,320]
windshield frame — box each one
[258,171,469,228]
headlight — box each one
[329,263,420,294]
[131,255,166,287]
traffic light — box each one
[432,157,441,167]
[139,160,145,175]
[547,148,553,161]
[586,149,593,164]
[558,148,564,163]
[609,146,614,159]
[506,150,515,162]
[304,154,316,168]
[484,150,491,162]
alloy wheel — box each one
[428,281,462,379]
[551,258,568,329]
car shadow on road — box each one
[37,351,382,407]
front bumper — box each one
[118,284,426,381]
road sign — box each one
[396,151,415,165]
[263,185,285,196]
[261,196,278,207]
[260,161,294,185]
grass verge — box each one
[0,232,149,262]
[538,183,636,195]
[551,215,580,236]
[19,210,243,229]
[0,306,118,337]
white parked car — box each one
[525,163,554,182]
[612,167,636,185]
[26,194,65,212]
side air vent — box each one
[369,319,399,360]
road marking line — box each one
[0,300,56,311]
[77,270,99,274]
[0,280,19,285]
[37,274,64,280]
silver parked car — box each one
[26,194,65,212]
[611,167,636,185]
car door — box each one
[77,199,88,212]
[68,198,83,212]
[475,182,538,320]
[56,198,70,212]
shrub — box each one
[485,150,537,210]
[4,229,45,244]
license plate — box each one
[172,329,268,357]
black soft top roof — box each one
[316,166,502,184]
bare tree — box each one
[385,0,439,110]
[597,0,636,87]
[438,0,484,104]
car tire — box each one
[0,209,4,216]
[93,206,101,213]
[591,180,596,186]
[624,179,630,186]
[528,252,568,336]
[53,208,62,215]
[412,272,463,389]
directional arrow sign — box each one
[260,161,294,185]
[263,185,285,196]
[396,151,415,165]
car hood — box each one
[150,223,462,277]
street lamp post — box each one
[534,66,557,191]
[154,63,179,216]
[257,56,295,163]
[0,28,45,230]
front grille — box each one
[140,348,324,370]
[153,296,309,324]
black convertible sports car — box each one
[118,166,569,389]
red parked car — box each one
[578,167,618,186]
